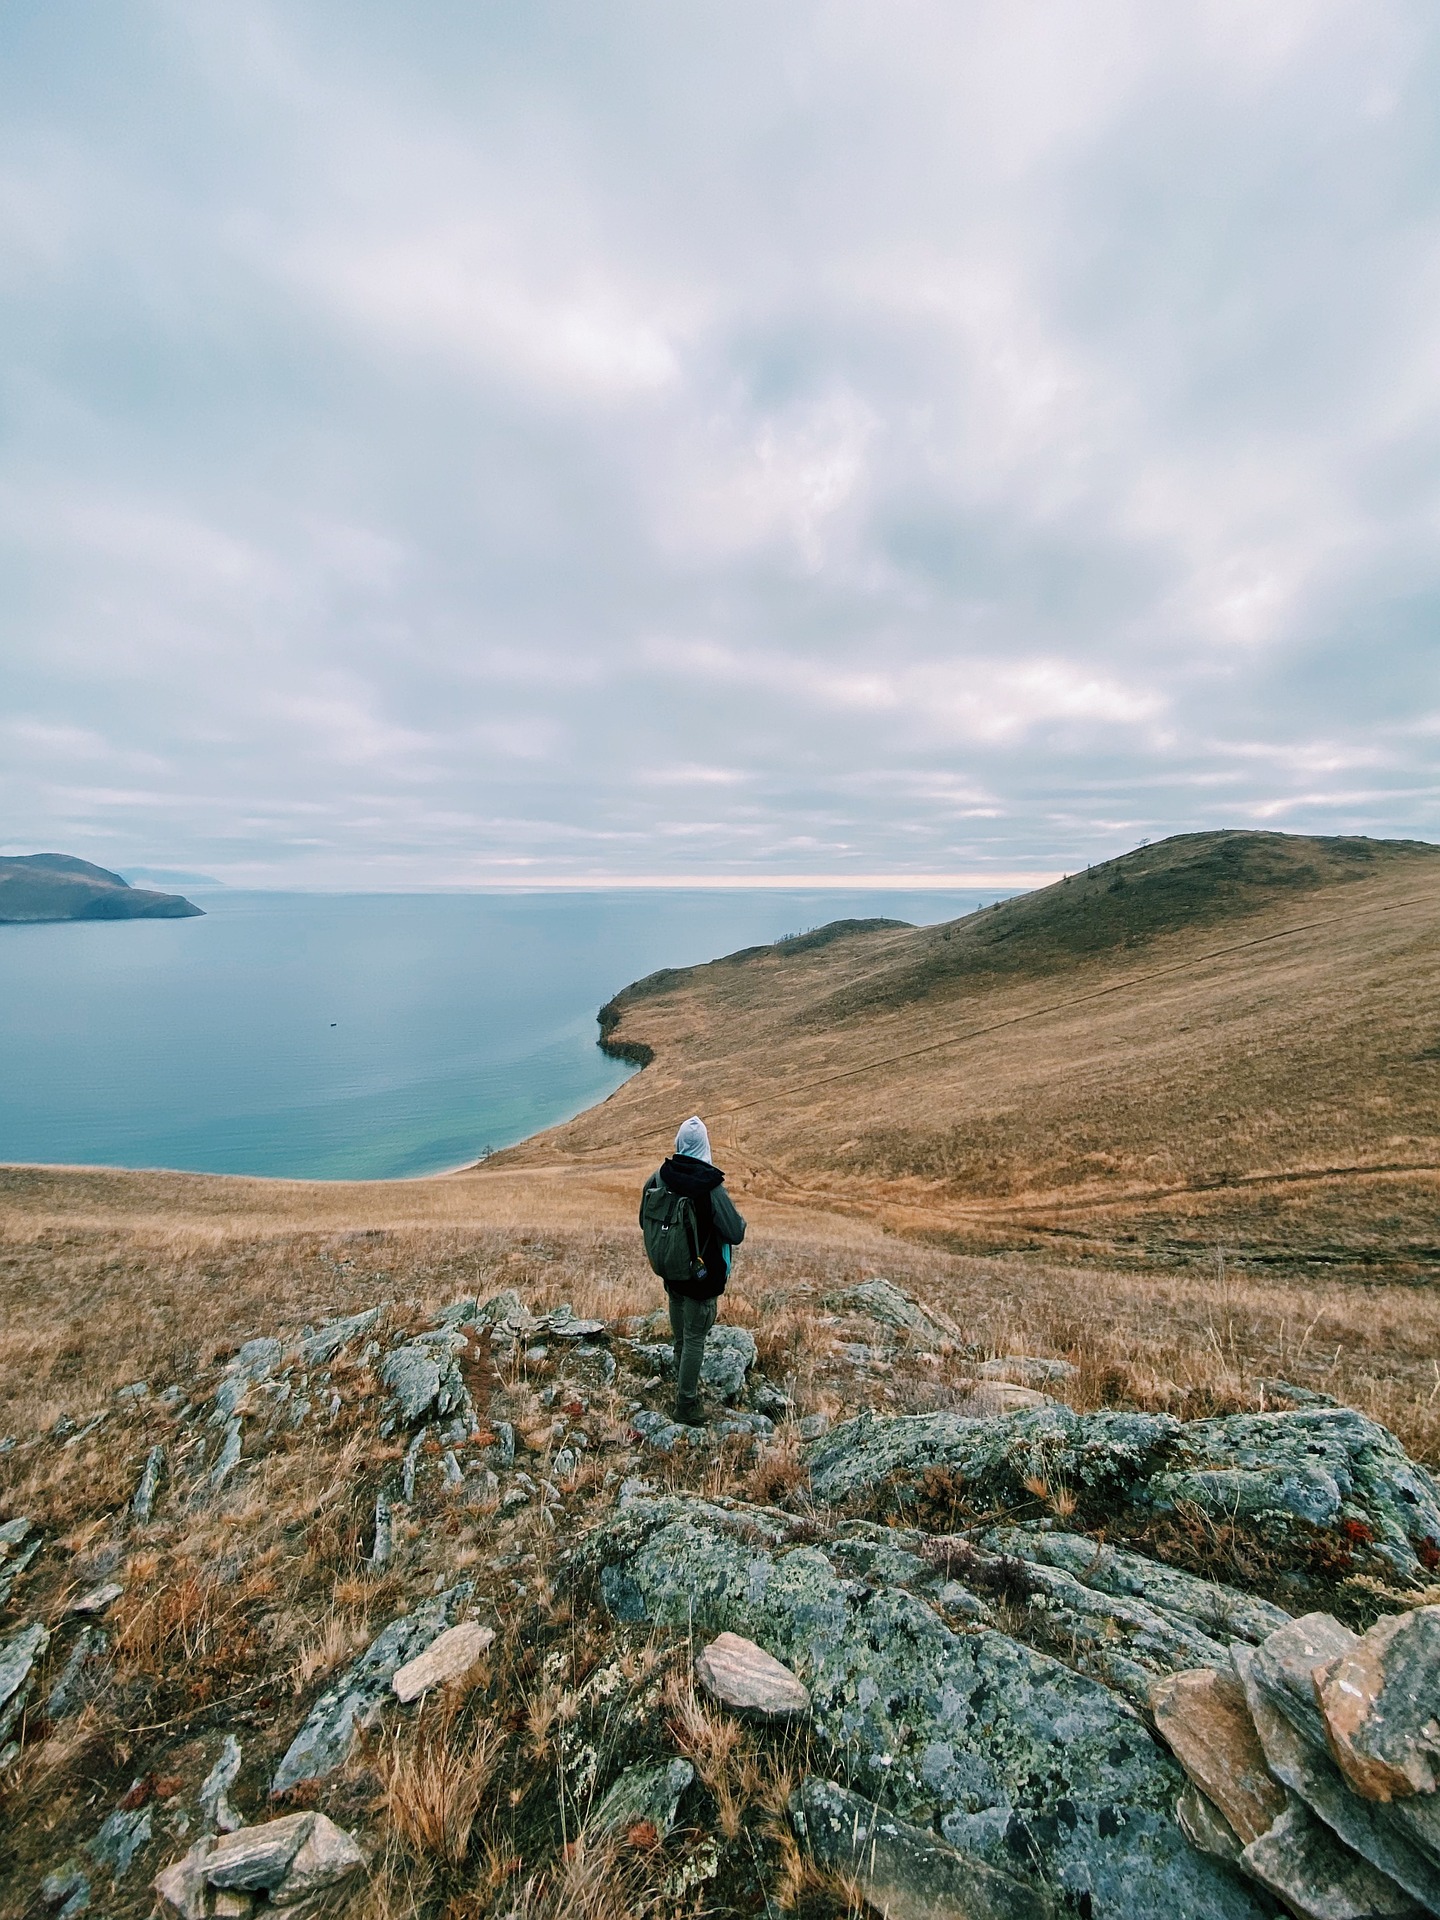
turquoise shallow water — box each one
[0,888,998,1179]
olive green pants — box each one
[668,1290,717,1410]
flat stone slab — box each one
[392,1621,495,1703]
[695,1631,810,1718]
[156,1813,363,1916]
[1314,1605,1440,1802]
[1152,1666,1286,1845]
[1241,1799,1422,1920]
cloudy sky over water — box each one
[3,2,1439,887]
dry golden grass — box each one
[377,1705,507,1865]
[506,835,1440,1280]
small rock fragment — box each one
[695,1631,809,1718]
[593,1758,694,1839]
[392,1621,495,1703]
[154,1836,215,1920]
[204,1813,315,1890]
[68,1581,123,1617]
[200,1734,244,1834]
[47,1628,100,1719]
[0,1620,49,1740]
[369,1491,392,1568]
[209,1417,242,1491]
[132,1445,165,1522]
[87,1803,152,1881]
[39,1862,91,1917]
[1314,1606,1440,1801]
[1176,1781,1245,1864]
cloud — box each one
[0,0,1436,883]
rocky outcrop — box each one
[571,1490,1271,1918]
[270,1585,474,1794]
[796,1776,1057,1920]
[809,1404,1440,1580]
[1155,1610,1440,1917]
[154,1812,363,1917]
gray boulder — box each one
[379,1342,473,1430]
[213,1338,282,1419]
[270,1583,472,1794]
[571,1493,1269,1918]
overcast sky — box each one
[2,2,1438,887]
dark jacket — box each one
[645,1154,746,1299]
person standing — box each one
[639,1115,746,1426]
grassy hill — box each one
[0,853,203,923]
[506,831,1440,1278]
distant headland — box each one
[0,852,204,923]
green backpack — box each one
[640,1178,708,1290]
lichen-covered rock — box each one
[213,1339,281,1419]
[379,1342,472,1429]
[571,1493,1269,1919]
[811,1404,1440,1584]
[270,1583,471,1793]
[0,1619,49,1742]
[808,1404,1178,1509]
[592,1758,694,1838]
[87,1802,152,1881]
[300,1307,382,1367]
[983,1526,1290,1646]
[1149,1409,1440,1579]
[822,1278,950,1344]
[1313,1606,1440,1802]
[796,1776,1056,1920]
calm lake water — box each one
[0,888,997,1180]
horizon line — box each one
[196,871,1061,892]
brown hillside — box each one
[500,831,1440,1278]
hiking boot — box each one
[674,1398,709,1428]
